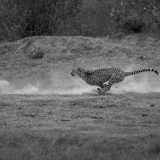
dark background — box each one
[1,0,160,42]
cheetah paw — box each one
[97,88,106,95]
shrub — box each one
[0,0,21,41]
[122,15,144,33]
[1,0,160,41]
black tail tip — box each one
[155,70,159,75]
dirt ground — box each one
[0,34,160,159]
[0,93,160,160]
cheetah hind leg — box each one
[97,83,112,95]
[96,82,106,95]
[96,85,109,95]
[97,74,124,95]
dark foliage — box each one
[1,0,160,41]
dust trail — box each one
[110,65,160,94]
[0,80,10,94]
[14,84,40,94]
[0,65,159,95]
[0,71,95,95]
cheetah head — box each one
[70,67,86,77]
[70,69,77,76]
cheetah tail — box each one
[125,68,159,77]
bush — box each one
[122,16,144,33]
[17,0,81,37]
[110,0,160,34]
[1,0,160,41]
[0,0,82,41]
[0,0,21,41]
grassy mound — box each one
[0,34,159,92]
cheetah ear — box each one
[77,67,92,75]
[85,70,92,75]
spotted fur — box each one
[71,67,159,92]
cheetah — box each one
[70,67,159,93]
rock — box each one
[142,113,148,117]
[150,104,155,107]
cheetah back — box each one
[87,67,123,85]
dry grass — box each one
[0,35,160,159]
[0,93,160,160]
[0,130,160,160]
[0,132,160,160]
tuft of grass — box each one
[149,142,160,155]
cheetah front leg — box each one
[97,75,124,94]
[96,82,108,94]
[97,83,112,94]
[97,82,106,89]
[103,81,113,91]
[96,82,109,95]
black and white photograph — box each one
[0,0,160,159]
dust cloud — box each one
[0,71,95,95]
[0,66,159,95]
[111,74,160,94]
[111,65,160,94]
